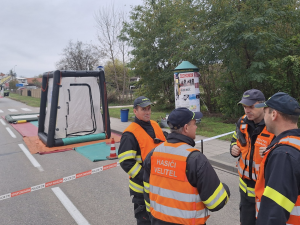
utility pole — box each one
[13,65,17,77]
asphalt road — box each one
[0,97,240,225]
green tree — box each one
[122,0,197,106]
[9,79,18,90]
[123,0,300,115]
[104,59,130,102]
[193,0,300,117]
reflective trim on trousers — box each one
[145,200,150,212]
[129,180,143,193]
[143,182,150,193]
[239,177,247,193]
[239,177,255,197]
[150,184,200,203]
[238,163,256,180]
[151,201,210,219]
[247,187,255,197]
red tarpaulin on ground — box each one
[23,133,121,154]
[11,122,38,137]
[8,120,121,154]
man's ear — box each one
[182,124,188,134]
[133,108,137,115]
[272,110,278,121]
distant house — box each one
[27,78,42,85]
[129,77,140,90]
[130,77,140,82]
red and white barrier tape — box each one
[0,162,120,201]
[195,131,235,143]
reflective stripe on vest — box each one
[279,137,300,148]
[123,120,166,161]
[291,206,300,217]
[237,115,274,181]
[149,142,210,224]
[123,121,166,194]
[151,184,201,203]
[237,157,257,180]
[151,201,209,220]
[255,136,300,224]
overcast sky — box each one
[0,0,143,78]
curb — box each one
[208,158,238,174]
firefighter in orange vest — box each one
[254,92,300,224]
[143,107,230,224]
[118,96,166,225]
[230,89,275,225]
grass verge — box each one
[109,107,235,141]
[8,93,41,107]
[7,94,235,141]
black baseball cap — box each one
[133,96,154,108]
[238,89,265,106]
[167,107,203,130]
[255,92,300,116]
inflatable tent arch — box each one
[38,70,111,147]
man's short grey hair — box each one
[268,107,299,124]
[170,127,183,134]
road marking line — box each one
[0,119,6,126]
[21,108,32,111]
[18,144,44,171]
[8,109,18,112]
[52,187,90,225]
[6,127,16,138]
[0,110,3,113]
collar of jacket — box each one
[269,128,300,146]
[243,116,265,127]
[166,132,195,147]
[134,116,151,127]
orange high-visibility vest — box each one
[237,115,274,181]
[149,142,210,225]
[123,120,166,161]
[255,136,300,224]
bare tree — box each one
[118,11,131,101]
[95,4,127,99]
[56,40,102,71]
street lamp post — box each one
[13,65,17,76]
